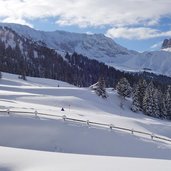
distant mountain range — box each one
[1,22,171,88]
[0,23,171,77]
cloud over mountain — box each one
[1,0,171,28]
[106,27,171,40]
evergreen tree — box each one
[0,71,2,79]
[157,89,166,118]
[116,77,131,108]
[137,79,147,110]
[161,96,167,118]
[143,82,155,116]
[116,77,131,98]
[94,77,107,98]
[165,86,171,119]
[131,84,141,112]
[152,88,160,118]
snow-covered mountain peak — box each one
[0,22,133,60]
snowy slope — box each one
[109,50,171,76]
[1,73,171,170]
[0,73,171,154]
[0,146,171,171]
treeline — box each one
[94,77,171,120]
[131,79,171,120]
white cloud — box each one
[2,17,33,28]
[106,27,171,40]
[0,0,171,28]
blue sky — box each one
[0,0,171,52]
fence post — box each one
[86,120,90,126]
[109,124,113,130]
[151,133,154,140]
[35,110,38,117]
[7,109,10,115]
[62,115,66,121]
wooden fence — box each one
[0,109,171,143]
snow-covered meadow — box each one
[0,72,171,170]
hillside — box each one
[0,73,171,171]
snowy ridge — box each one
[0,22,133,59]
[109,50,171,76]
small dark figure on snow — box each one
[61,107,65,111]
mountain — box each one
[162,39,171,49]
[1,22,171,88]
[0,25,143,87]
[161,38,171,53]
[0,23,136,59]
[0,23,171,77]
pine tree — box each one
[131,84,141,112]
[161,96,167,118]
[152,88,160,118]
[0,71,2,79]
[137,79,147,111]
[165,86,171,119]
[131,79,147,113]
[116,77,131,108]
[94,77,107,98]
[116,77,131,98]
[143,82,155,116]
[158,89,166,118]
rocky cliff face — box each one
[161,39,171,49]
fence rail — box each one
[0,109,171,143]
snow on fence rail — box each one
[0,109,171,144]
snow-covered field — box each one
[0,146,171,171]
[0,72,171,170]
